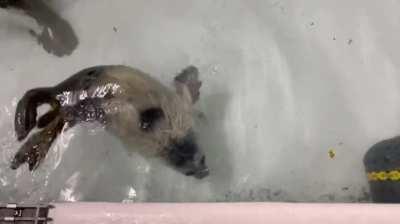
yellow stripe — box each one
[367,170,400,181]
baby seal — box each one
[12,65,209,179]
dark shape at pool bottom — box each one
[1,0,78,57]
[364,136,400,203]
[11,65,209,180]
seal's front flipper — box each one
[15,87,57,141]
[174,66,202,104]
[11,116,64,171]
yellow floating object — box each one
[328,149,336,159]
[368,170,400,181]
[388,171,400,181]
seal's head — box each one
[167,131,209,179]
[106,65,209,179]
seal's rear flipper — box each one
[11,116,64,171]
[174,66,202,104]
[37,109,60,128]
[15,87,57,141]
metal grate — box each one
[0,204,53,224]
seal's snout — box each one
[184,155,209,179]
[167,132,209,179]
[194,167,210,179]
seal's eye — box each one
[139,107,164,131]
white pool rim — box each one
[50,202,399,224]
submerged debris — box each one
[348,39,353,45]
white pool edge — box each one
[50,202,399,224]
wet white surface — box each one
[1,0,400,203]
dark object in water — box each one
[364,136,400,202]
[0,0,16,8]
[12,65,209,179]
[1,0,78,57]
